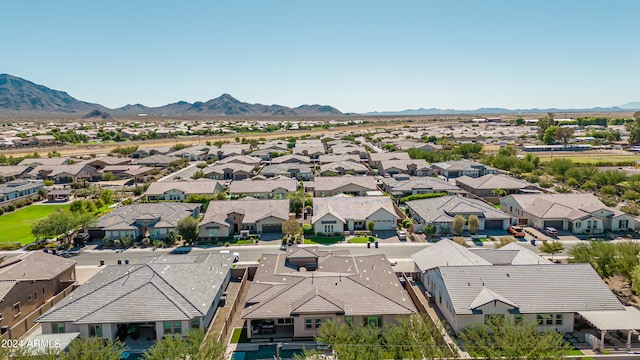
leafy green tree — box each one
[459,317,571,359]
[191,170,205,179]
[282,219,302,237]
[491,188,507,197]
[99,189,114,205]
[177,216,199,244]
[632,258,640,295]
[540,240,564,261]
[544,158,573,176]
[555,127,574,146]
[452,215,466,235]
[543,125,559,144]
[143,329,225,360]
[591,169,627,187]
[467,215,480,234]
[101,172,117,181]
[537,112,555,141]
[626,111,640,145]
[63,337,126,360]
[287,190,310,215]
[32,209,93,242]
[570,241,618,278]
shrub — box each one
[142,237,151,246]
[302,223,313,235]
[224,242,230,247]
[102,238,113,247]
[453,237,469,247]
[400,192,447,203]
[6,204,15,212]
[113,239,121,248]
[43,180,54,186]
[0,243,22,250]
[538,180,552,189]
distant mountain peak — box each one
[0,74,344,117]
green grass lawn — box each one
[230,327,248,344]
[0,204,71,244]
[568,349,584,355]
[304,236,345,245]
[348,236,374,243]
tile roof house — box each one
[0,180,43,203]
[412,239,627,333]
[318,154,361,164]
[319,160,369,176]
[455,174,540,199]
[198,198,290,239]
[80,156,131,170]
[18,158,70,167]
[261,163,314,181]
[169,145,210,161]
[100,165,154,183]
[89,203,201,241]
[132,154,181,167]
[28,165,98,184]
[270,154,312,165]
[427,263,625,333]
[229,178,298,199]
[313,196,398,234]
[368,152,411,168]
[381,175,463,198]
[37,253,234,341]
[0,166,34,181]
[313,175,378,197]
[203,163,254,181]
[0,252,76,332]
[431,160,498,179]
[145,180,224,201]
[500,193,635,234]
[406,195,513,234]
[292,144,325,159]
[329,144,368,159]
[378,159,432,177]
[216,155,261,167]
[242,249,416,339]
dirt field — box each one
[536,150,640,164]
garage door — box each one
[484,220,504,230]
[262,224,282,233]
[543,220,563,229]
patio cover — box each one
[578,306,640,331]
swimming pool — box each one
[232,345,305,360]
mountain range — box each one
[364,102,640,116]
[1,73,638,117]
[0,74,343,117]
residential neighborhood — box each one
[2,115,640,358]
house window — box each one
[173,321,182,334]
[619,219,629,229]
[34,291,37,301]
[28,295,31,301]
[575,222,581,228]
[315,318,322,329]
[592,221,597,229]
[191,318,200,329]
[366,316,381,327]
[345,317,353,326]
[53,323,65,334]
[163,322,172,335]
[305,318,313,330]
[555,314,563,325]
[13,302,20,316]
[89,325,103,337]
[546,314,553,325]
[587,221,591,229]
[324,225,334,234]
[277,318,293,325]
[536,314,544,325]
[514,314,523,324]
[42,286,45,295]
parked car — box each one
[544,227,558,236]
[397,230,407,241]
[508,226,526,238]
[171,246,192,254]
[219,250,240,262]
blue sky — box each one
[3,1,639,113]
